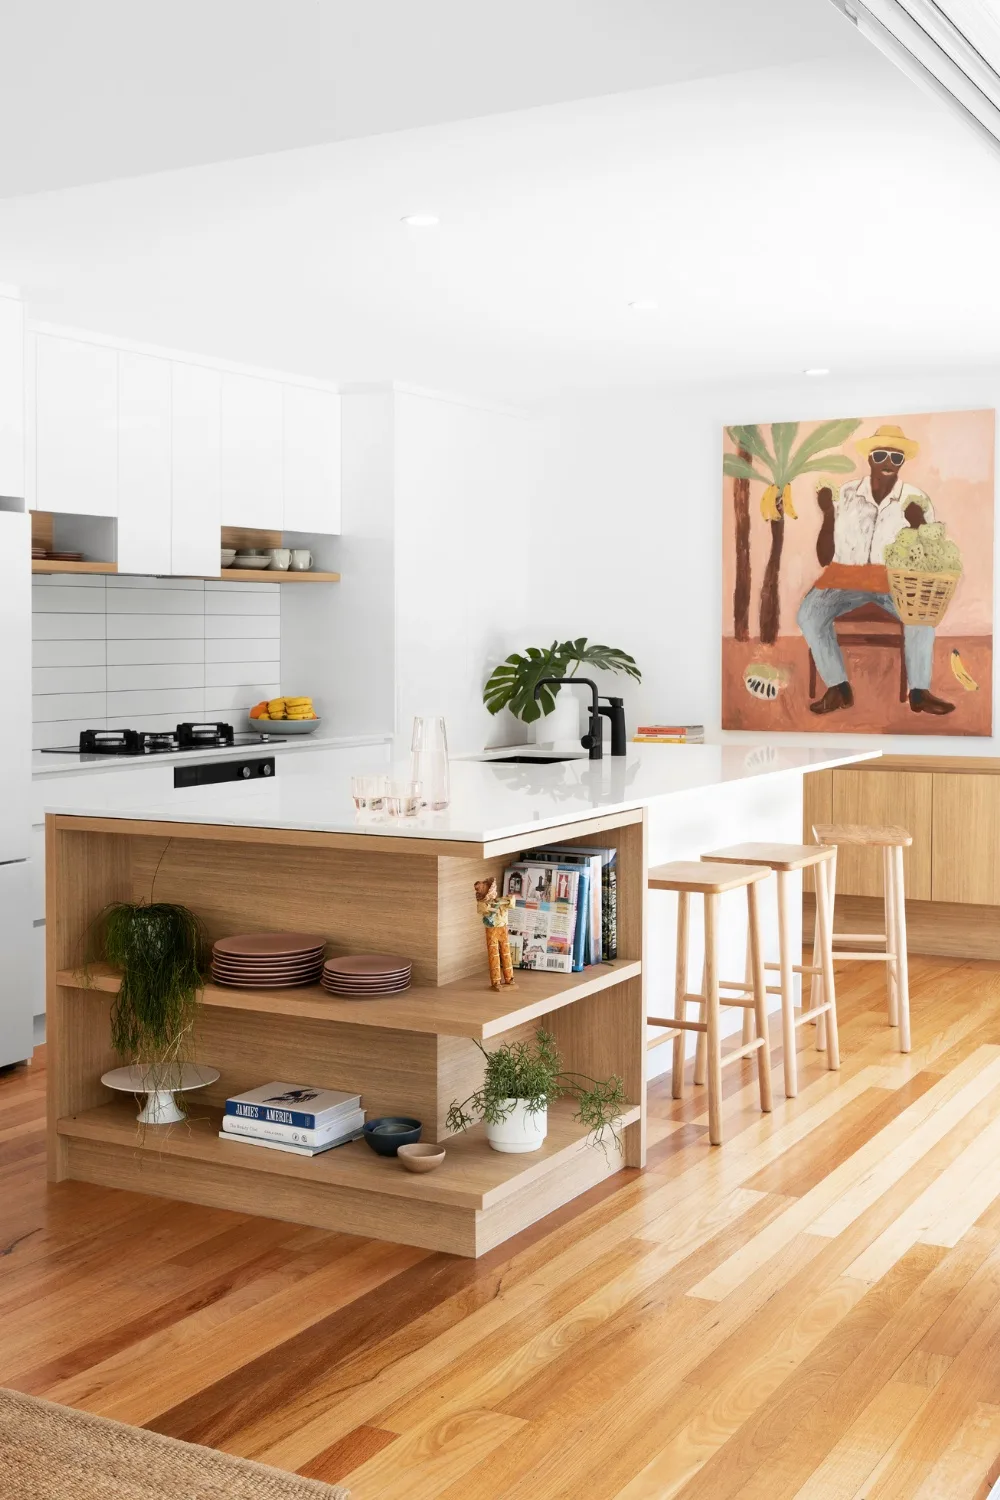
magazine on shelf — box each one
[502,862,583,973]
[221,1107,366,1150]
[528,845,618,963]
[219,1125,365,1157]
[224,1082,361,1130]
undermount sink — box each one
[481,754,579,763]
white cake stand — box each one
[101,1062,220,1125]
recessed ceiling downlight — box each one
[628,299,658,311]
[400,213,440,228]
[804,367,830,376]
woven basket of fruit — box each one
[884,521,962,628]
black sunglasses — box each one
[870,449,906,466]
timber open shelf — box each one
[47,808,646,1257]
[32,560,340,583]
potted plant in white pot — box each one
[483,638,640,747]
[446,1029,626,1155]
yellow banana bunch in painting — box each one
[950,649,978,691]
[759,483,798,521]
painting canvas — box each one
[721,410,994,735]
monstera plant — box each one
[483,638,641,724]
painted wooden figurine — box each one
[474,877,516,991]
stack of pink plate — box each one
[321,954,412,998]
[211,932,326,988]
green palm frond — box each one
[726,424,776,476]
[794,454,857,476]
[787,418,861,475]
[770,422,799,482]
[723,454,772,486]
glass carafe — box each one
[411,716,450,810]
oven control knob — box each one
[242,765,251,778]
[262,763,272,775]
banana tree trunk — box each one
[758,516,784,645]
[732,445,751,641]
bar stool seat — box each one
[647,860,773,1146]
[812,822,912,1052]
[702,842,840,1099]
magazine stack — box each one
[632,723,704,743]
[501,844,617,973]
[219,1082,365,1156]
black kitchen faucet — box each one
[533,678,627,760]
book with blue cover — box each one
[224,1082,361,1130]
[528,845,618,961]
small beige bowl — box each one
[397,1143,446,1173]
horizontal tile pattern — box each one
[32,578,280,747]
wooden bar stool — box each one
[647,860,773,1146]
[700,843,840,1099]
[811,823,912,1053]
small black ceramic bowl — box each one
[363,1117,422,1156]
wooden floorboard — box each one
[3,954,1000,1495]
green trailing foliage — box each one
[446,1028,627,1156]
[90,902,205,1088]
[483,638,641,724]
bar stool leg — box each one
[694,952,708,1087]
[776,869,798,1098]
[814,852,840,1071]
[704,891,723,1145]
[740,934,753,1048]
[883,845,899,1028]
[814,856,829,1053]
[746,879,773,1113]
[672,891,689,1099]
[891,844,911,1053]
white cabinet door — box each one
[221,372,283,529]
[0,860,33,1065]
[118,352,172,575]
[0,513,30,862]
[283,386,341,533]
[35,333,118,516]
[0,295,24,498]
[171,362,221,577]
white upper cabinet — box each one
[283,386,341,534]
[0,296,24,499]
[35,334,118,516]
[117,352,172,575]
[220,372,283,529]
[171,362,221,577]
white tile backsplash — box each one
[32,578,281,747]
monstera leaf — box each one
[483,639,641,724]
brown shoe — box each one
[809,682,854,714]
[909,689,955,715]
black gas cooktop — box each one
[41,722,287,756]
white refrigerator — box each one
[0,510,33,1068]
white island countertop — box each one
[45,741,880,846]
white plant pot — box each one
[485,1098,548,1154]
[529,693,581,750]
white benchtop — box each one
[32,733,391,779]
[45,741,880,845]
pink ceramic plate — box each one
[214,932,327,958]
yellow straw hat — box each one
[855,423,919,461]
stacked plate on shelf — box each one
[321,954,412,998]
[211,932,326,988]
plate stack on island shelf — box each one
[321,954,412,998]
[211,932,326,988]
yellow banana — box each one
[760,484,779,520]
[781,483,797,519]
[950,649,978,691]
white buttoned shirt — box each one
[832,476,933,565]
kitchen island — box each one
[45,742,876,1257]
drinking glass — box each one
[411,716,450,810]
[351,774,388,812]
[384,779,423,818]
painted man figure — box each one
[796,423,954,716]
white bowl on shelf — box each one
[233,555,271,569]
[220,548,237,567]
[247,716,321,735]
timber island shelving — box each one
[47,810,646,1257]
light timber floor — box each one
[4,954,1000,1498]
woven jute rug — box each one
[0,1388,350,1500]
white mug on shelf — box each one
[268,548,291,570]
[289,549,313,571]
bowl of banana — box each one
[248,696,321,734]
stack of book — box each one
[219,1082,365,1156]
[632,724,705,744]
[501,845,617,973]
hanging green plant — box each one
[89,902,205,1089]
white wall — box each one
[32,574,280,746]
[535,370,1000,754]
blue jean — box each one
[796,588,933,693]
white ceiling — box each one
[0,2,995,403]
[5,0,856,197]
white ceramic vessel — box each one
[484,1098,548,1154]
[101,1062,220,1125]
